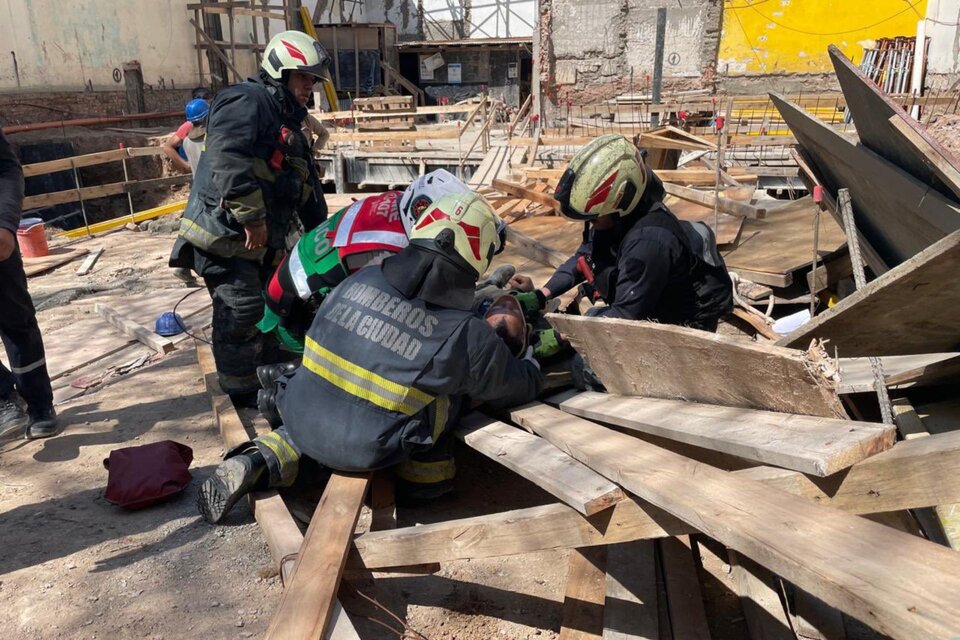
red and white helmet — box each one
[261,30,330,81]
[399,169,470,236]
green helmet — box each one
[555,134,648,220]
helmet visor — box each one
[554,167,597,221]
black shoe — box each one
[197,454,265,524]
[257,387,282,428]
[25,406,61,440]
[0,393,28,441]
[228,390,259,409]
[256,362,297,390]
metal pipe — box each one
[3,111,180,135]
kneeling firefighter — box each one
[197,192,544,523]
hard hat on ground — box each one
[261,30,331,81]
[409,192,504,278]
[185,99,210,125]
[554,134,648,221]
[155,312,185,337]
[399,169,471,237]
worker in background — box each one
[169,31,331,405]
[257,169,471,358]
[161,90,213,174]
[0,131,60,440]
[197,193,543,523]
[508,134,733,387]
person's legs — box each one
[0,250,57,439]
[203,259,265,401]
[0,360,27,440]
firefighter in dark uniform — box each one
[508,134,733,388]
[197,192,544,523]
[170,30,330,402]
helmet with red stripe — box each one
[408,192,503,278]
[554,134,648,221]
[261,30,330,81]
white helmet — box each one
[262,30,330,81]
[399,169,470,236]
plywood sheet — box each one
[23,247,89,277]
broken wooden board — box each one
[778,229,960,356]
[265,472,369,640]
[558,391,893,476]
[510,402,960,640]
[196,343,361,639]
[603,540,659,640]
[349,429,960,570]
[459,412,625,516]
[560,546,607,640]
[23,246,89,277]
[721,196,847,286]
[547,314,846,418]
[663,182,766,219]
[771,93,960,268]
[493,178,561,210]
[829,44,960,203]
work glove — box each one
[522,346,541,371]
[570,353,605,392]
[532,328,565,360]
[512,289,547,317]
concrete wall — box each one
[717,0,929,77]
[0,0,207,91]
[540,0,721,118]
[925,0,960,86]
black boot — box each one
[197,450,267,524]
[256,362,297,390]
[257,387,282,428]
[25,406,61,440]
[0,393,28,441]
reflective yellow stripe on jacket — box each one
[303,336,434,415]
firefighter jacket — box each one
[0,130,23,236]
[276,260,543,471]
[172,71,327,264]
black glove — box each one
[570,353,605,392]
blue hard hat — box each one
[185,99,210,124]
[155,312,186,337]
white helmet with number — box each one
[554,134,648,220]
[261,30,330,81]
[399,169,471,236]
[409,192,504,278]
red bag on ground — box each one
[103,440,194,510]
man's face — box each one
[286,71,316,107]
[590,215,616,231]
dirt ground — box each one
[0,226,572,639]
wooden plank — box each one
[722,197,847,282]
[659,537,711,640]
[509,402,960,640]
[22,174,191,209]
[884,354,960,387]
[771,93,960,268]
[265,472,369,640]
[75,247,105,275]
[603,540,659,640]
[21,148,128,177]
[558,392,894,477]
[828,45,960,203]
[560,546,608,640]
[662,182,766,219]
[326,128,460,142]
[493,178,560,210]
[505,225,570,269]
[666,193,746,247]
[94,303,174,354]
[22,247,89,277]
[778,229,960,356]
[657,169,759,186]
[459,412,625,516]
[836,353,960,393]
[546,315,846,419]
[309,104,476,122]
[349,427,960,571]
[728,551,794,640]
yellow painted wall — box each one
[718,0,928,75]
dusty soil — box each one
[926,113,960,158]
[0,228,570,639]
